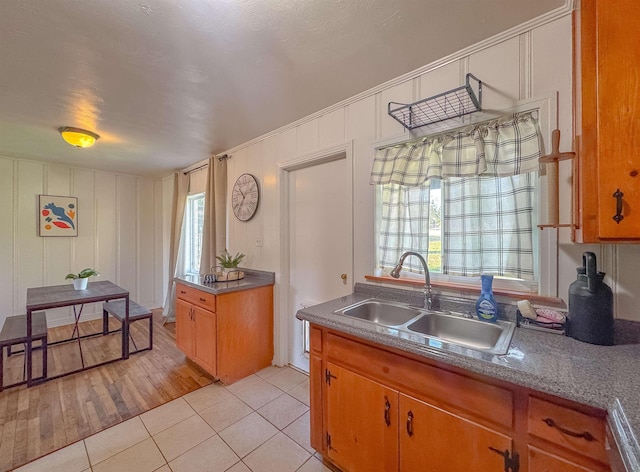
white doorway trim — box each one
[275,141,354,366]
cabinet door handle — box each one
[488,447,519,471]
[406,410,414,437]
[542,418,595,441]
[613,189,624,224]
[384,396,391,426]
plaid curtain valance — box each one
[370,112,541,186]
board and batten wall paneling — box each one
[418,61,460,101]
[468,37,521,110]
[137,178,156,307]
[72,169,99,320]
[319,108,347,150]
[95,172,118,298]
[0,158,15,316]
[615,245,640,321]
[161,174,175,306]
[16,161,45,311]
[154,180,165,308]
[348,95,377,284]
[296,120,320,158]
[243,142,264,269]
[0,156,163,329]
[43,165,75,323]
[117,175,138,299]
[162,11,638,363]
[378,80,414,140]
[260,135,280,274]
[227,147,249,260]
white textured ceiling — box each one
[0,0,565,177]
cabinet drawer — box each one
[528,445,609,472]
[176,283,216,312]
[528,396,607,463]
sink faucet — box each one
[390,251,432,310]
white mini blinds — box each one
[370,112,542,185]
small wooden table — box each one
[25,280,130,386]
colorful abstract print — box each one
[38,195,78,236]
[42,202,76,230]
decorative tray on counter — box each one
[201,270,245,283]
[215,270,245,282]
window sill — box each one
[364,274,566,308]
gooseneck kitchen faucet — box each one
[390,251,432,310]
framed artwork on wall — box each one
[38,195,78,237]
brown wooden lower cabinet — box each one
[176,298,196,359]
[176,283,274,384]
[310,324,612,472]
[326,362,398,472]
[399,394,512,471]
[176,298,217,376]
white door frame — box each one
[275,141,354,366]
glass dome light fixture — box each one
[58,126,100,148]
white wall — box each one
[0,155,164,328]
[243,15,638,317]
[166,9,640,363]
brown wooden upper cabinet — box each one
[574,0,640,242]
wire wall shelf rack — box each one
[388,73,482,131]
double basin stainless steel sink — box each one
[333,298,515,355]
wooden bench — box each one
[0,311,48,391]
[102,300,153,355]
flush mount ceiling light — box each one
[58,126,100,148]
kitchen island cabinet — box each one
[175,270,274,385]
[574,0,640,241]
[311,325,610,472]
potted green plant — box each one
[65,268,100,290]
[215,250,245,279]
[215,250,245,269]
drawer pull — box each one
[542,417,595,441]
[406,410,414,437]
[200,297,206,302]
[180,290,187,294]
[384,396,391,426]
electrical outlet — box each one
[255,236,263,247]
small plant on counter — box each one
[215,250,245,269]
[65,268,100,280]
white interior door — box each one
[288,155,352,371]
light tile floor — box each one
[13,366,332,472]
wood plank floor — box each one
[0,309,213,472]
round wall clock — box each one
[231,173,259,221]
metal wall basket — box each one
[388,73,482,130]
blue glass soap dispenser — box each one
[476,274,499,322]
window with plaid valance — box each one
[372,112,541,280]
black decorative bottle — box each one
[567,252,614,345]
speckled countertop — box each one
[296,283,640,471]
[176,268,274,295]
